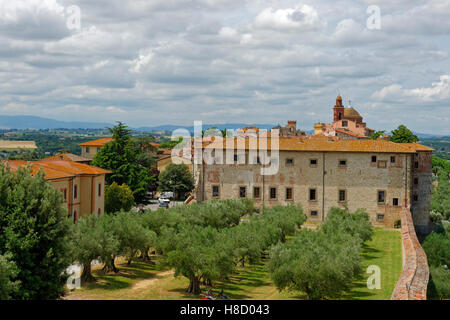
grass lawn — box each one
[65,227,402,300]
[345,227,403,300]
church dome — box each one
[344,107,363,121]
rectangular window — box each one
[415,162,419,169]
[62,189,67,202]
[414,178,419,185]
[342,120,348,127]
[286,188,293,200]
[413,194,419,202]
[390,156,396,163]
[86,147,90,153]
[378,160,387,168]
[97,147,100,152]
[74,185,78,199]
[98,183,102,197]
[372,155,377,163]
[339,160,347,167]
[378,190,385,204]
[270,187,277,200]
[339,189,346,202]
[310,211,318,216]
[310,159,318,166]
[253,187,260,199]
[377,214,384,222]
[212,186,219,198]
[393,198,399,206]
[286,158,294,165]
[239,187,246,198]
[309,189,317,201]
[234,154,238,162]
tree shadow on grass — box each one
[86,258,168,291]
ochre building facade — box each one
[194,137,433,234]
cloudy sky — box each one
[0,0,449,134]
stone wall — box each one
[198,150,409,227]
[391,207,429,300]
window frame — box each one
[285,187,293,201]
[309,188,317,201]
[378,160,387,168]
[212,185,220,198]
[338,189,347,202]
[377,190,386,204]
[239,186,247,198]
[253,186,261,199]
[338,159,347,167]
[269,187,277,200]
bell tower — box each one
[333,95,344,122]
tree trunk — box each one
[102,256,119,273]
[111,257,118,273]
[81,262,96,283]
[186,276,201,295]
[139,248,154,264]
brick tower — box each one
[333,95,344,122]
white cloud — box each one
[407,75,450,102]
[253,5,325,31]
[372,75,450,102]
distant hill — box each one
[0,115,111,130]
[135,123,277,133]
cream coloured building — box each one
[79,138,114,160]
[194,136,433,234]
[6,160,110,222]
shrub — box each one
[105,182,135,214]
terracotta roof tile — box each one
[335,129,362,138]
[402,143,434,152]
[79,138,113,147]
[3,160,111,180]
[205,136,425,153]
[42,153,91,162]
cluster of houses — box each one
[1,96,434,233]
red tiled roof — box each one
[79,138,113,147]
[42,153,91,162]
[335,129,362,138]
[402,143,434,152]
[204,136,427,154]
[3,160,110,180]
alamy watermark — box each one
[366,265,381,289]
[366,5,381,30]
[170,121,280,175]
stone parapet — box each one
[391,207,429,300]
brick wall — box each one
[391,207,429,300]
